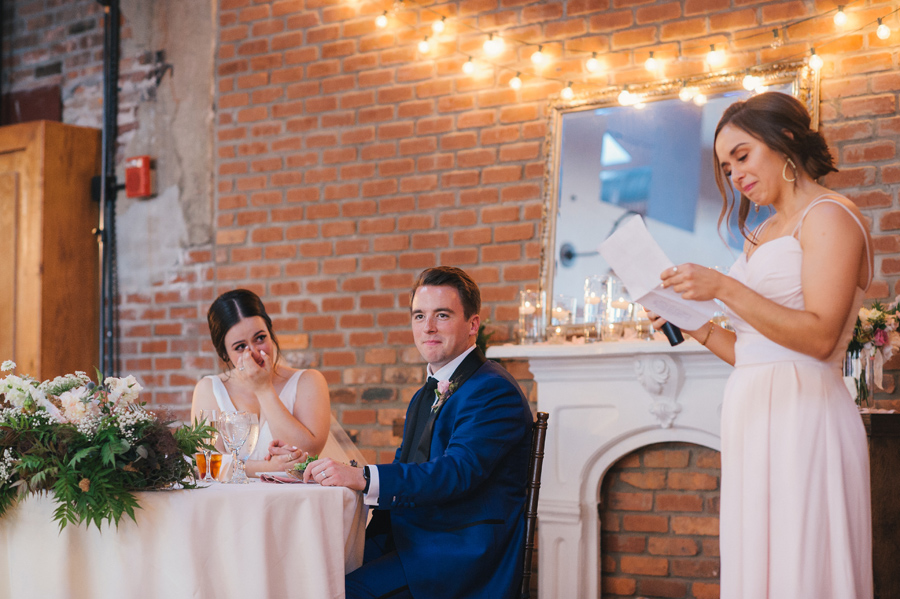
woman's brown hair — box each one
[713,91,837,242]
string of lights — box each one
[365,0,898,104]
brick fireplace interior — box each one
[600,442,721,599]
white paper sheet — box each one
[599,215,719,330]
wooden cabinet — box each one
[0,121,101,380]
[864,413,900,599]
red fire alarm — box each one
[124,155,155,198]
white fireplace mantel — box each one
[487,340,733,599]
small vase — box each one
[843,349,874,408]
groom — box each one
[299,266,533,599]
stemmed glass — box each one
[218,411,251,484]
[237,413,259,480]
[198,408,219,483]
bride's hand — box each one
[265,439,308,468]
[234,349,275,391]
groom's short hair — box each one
[410,266,481,319]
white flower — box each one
[1,361,15,372]
[60,387,98,423]
[105,375,142,405]
[0,375,34,408]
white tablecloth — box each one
[0,481,366,599]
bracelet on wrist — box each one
[698,321,715,346]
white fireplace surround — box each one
[487,340,732,599]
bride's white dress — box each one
[206,369,364,466]
[721,196,873,598]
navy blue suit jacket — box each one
[372,353,533,599]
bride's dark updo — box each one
[207,289,281,369]
[713,91,837,241]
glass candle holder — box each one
[551,294,577,326]
[518,289,545,344]
[583,276,606,342]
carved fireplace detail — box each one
[487,341,732,598]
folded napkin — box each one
[258,472,315,484]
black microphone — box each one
[659,322,684,346]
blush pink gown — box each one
[721,197,874,598]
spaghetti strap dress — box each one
[720,195,873,598]
[206,370,365,465]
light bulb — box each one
[462,58,475,74]
[808,49,823,71]
[561,83,574,100]
[742,74,760,91]
[484,34,504,56]
[706,45,725,68]
[418,37,430,53]
[585,53,600,73]
[833,6,847,27]
[531,46,545,65]
[618,88,633,106]
[678,86,696,102]
[375,12,388,28]
[693,93,708,106]
[644,51,659,72]
[877,19,891,40]
[509,74,522,90]
[432,17,445,34]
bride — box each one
[190,289,363,477]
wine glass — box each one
[218,411,251,484]
[237,413,259,479]
[198,409,219,483]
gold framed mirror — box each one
[538,61,819,326]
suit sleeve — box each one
[375,374,528,508]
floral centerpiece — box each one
[846,301,900,406]
[0,361,211,529]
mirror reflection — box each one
[542,66,818,323]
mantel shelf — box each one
[487,339,708,360]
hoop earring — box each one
[782,157,797,182]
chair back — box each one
[520,411,549,599]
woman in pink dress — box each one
[652,92,873,598]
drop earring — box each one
[754,203,759,213]
[782,157,797,182]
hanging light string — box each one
[371,0,896,94]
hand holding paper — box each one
[599,216,719,331]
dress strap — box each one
[793,195,873,287]
[206,375,236,412]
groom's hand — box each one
[303,457,366,491]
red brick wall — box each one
[4,0,899,501]
[601,443,721,599]
[206,0,900,459]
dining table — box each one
[0,479,366,599]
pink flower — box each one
[874,328,889,347]
[437,380,451,396]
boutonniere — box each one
[431,379,458,413]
